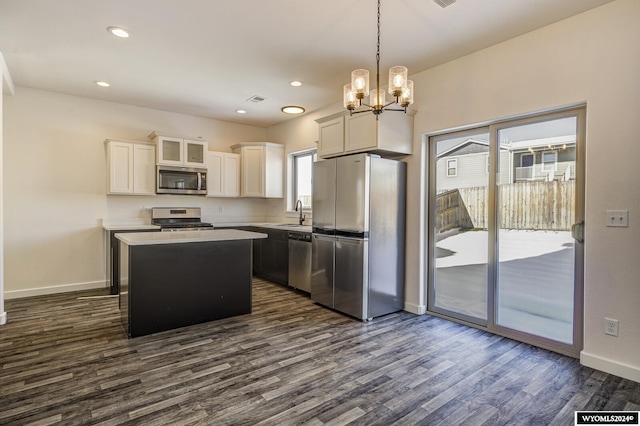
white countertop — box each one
[219,222,312,233]
[103,224,161,231]
[102,218,160,231]
[116,229,268,246]
[101,218,311,233]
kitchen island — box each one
[116,229,267,338]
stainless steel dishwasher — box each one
[288,231,312,293]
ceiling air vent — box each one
[246,95,266,103]
[433,0,456,8]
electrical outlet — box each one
[218,206,223,214]
[605,317,619,336]
[606,210,629,227]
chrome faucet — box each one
[295,200,305,225]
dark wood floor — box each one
[1,279,639,426]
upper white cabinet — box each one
[316,110,415,158]
[231,142,284,198]
[317,114,345,158]
[206,151,240,197]
[150,132,208,167]
[106,139,156,195]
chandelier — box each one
[343,0,414,117]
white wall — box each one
[0,58,3,324]
[1,52,15,325]
[268,0,640,381]
[2,87,282,297]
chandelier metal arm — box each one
[349,109,375,116]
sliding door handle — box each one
[571,220,584,243]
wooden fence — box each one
[436,180,575,232]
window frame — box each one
[520,153,535,168]
[287,148,317,215]
[542,150,558,171]
[446,158,458,177]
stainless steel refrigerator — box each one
[311,153,406,320]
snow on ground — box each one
[436,229,574,268]
[434,229,575,343]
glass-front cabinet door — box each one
[183,139,207,167]
[157,136,183,166]
[156,136,207,167]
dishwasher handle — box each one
[289,232,311,242]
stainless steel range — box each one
[151,207,214,231]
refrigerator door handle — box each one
[336,236,366,243]
[313,234,335,241]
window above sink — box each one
[286,148,316,219]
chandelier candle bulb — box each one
[389,66,408,97]
[400,80,414,107]
[370,89,386,110]
[344,84,357,110]
[351,69,370,100]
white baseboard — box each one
[581,350,640,383]
[0,311,6,325]
[404,302,426,315]
[4,280,107,300]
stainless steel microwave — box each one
[156,165,207,195]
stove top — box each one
[150,207,213,230]
[154,221,213,230]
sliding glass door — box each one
[429,129,490,324]
[428,108,584,356]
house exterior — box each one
[435,139,509,191]
[436,135,576,191]
[508,135,576,182]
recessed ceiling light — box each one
[281,106,305,115]
[94,81,110,87]
[290,81,302,87]
[107,26,130,38]
[236,109,247,114]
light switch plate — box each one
[606,210,629,227]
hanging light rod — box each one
[343,0,414,118]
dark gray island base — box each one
[117,230,267,338]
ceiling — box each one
[0,0,614,128]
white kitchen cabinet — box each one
[151,132,208,167]
[317,114,345,158]
[315,110,415,158]
[206,151,240,197]
[106,139,156,195]
[231,142,284,198]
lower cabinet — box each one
[235,226,288,285]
